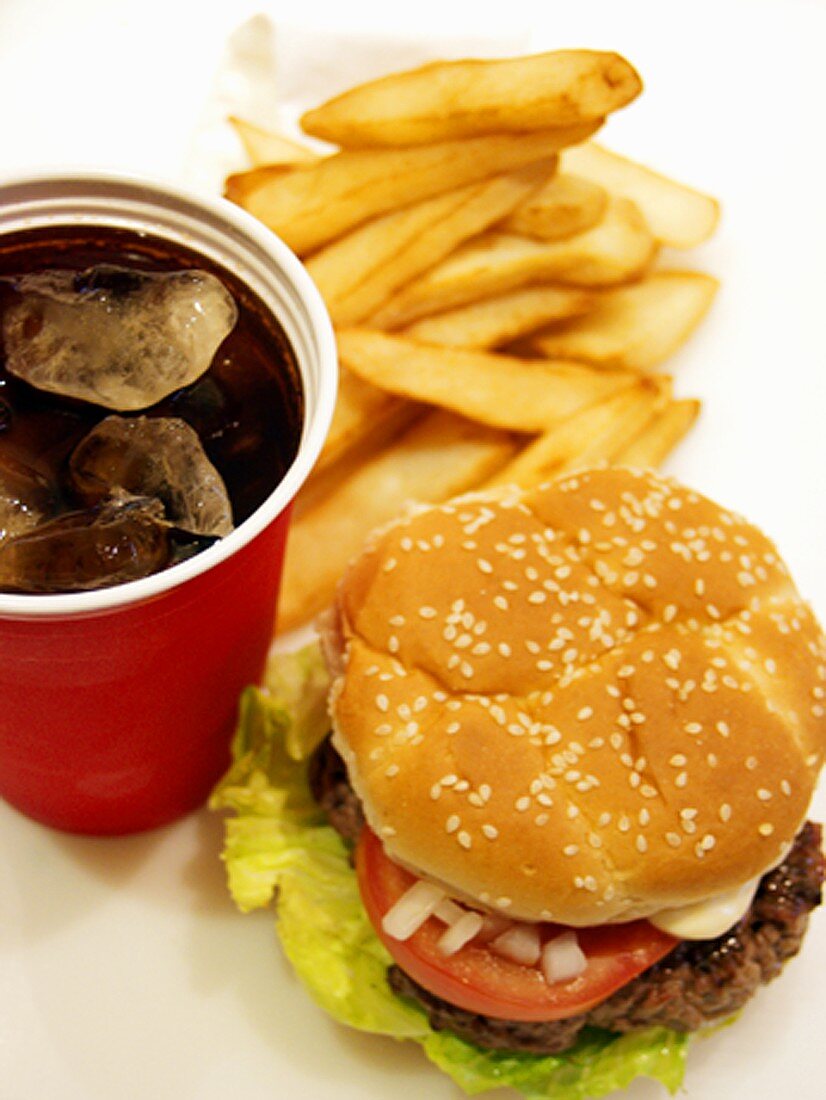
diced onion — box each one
[491,923,542,966]
[476,912,514,944]
[437,910,484,956]
[434,898,467,926]
[541,931,587,984]
[381,881,445,940]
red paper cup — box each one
[0,173,337,835]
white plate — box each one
[1,3,824,1098]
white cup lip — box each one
[0,169,338,620]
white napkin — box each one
[182,14,530,195]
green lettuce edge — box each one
[210,643,690,1099]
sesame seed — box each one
[515,797,530,812]
[445,815,460,834]
[563,844,579,857]
[457,831,472,849]
[636,835,648,853]
[759,823,774,837]
[376,694,389,713]
[482,824,499,840]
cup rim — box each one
[0,169,338,619]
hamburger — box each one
[214,465,825,1095]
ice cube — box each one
[0,496,171,593]
[2,265,238,410]
[0,453,55,544]
[69,415,233,538]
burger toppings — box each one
[386,822,824,1053]
[356,824,679,1021]
[381,879,445,940]
[437,909,485,956]
[491,923,542,966]
[648,875,762,939]
[541,931,587,983]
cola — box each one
[0,224,303,593]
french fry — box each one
[237,129,597,256]
[300,50,641,146]
[484,378,669,488]
[523,271,719,371]
[315,368,410,474]
[403,285,594,349]
[277,410,519,631]
[307,161,555,326]
[501,173,608,242]
[225,165,291,206]
[300,397,426,514]
[614,398,701,467]
[371,197,657,329]
[562,142,720,248]
[229,116,322,166]
[336,328,637,432]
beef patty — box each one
[310,736,824,1053]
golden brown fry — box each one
[371,197,657,329]
[485,378,669,488]
[315,368,410,474]
[228,116,322,166]
[225,164,290,205]
[336,328,637,432]
[307,161,555,326]
[300,50,641,147]
[614,398,701,468]
[403,285,594,350]
[501,173,608,242]
[562,142,720,248]
[299,397,425,514]
[238,129,596,256]
[277,410,518,632]
[524,271,719,371]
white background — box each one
[0,2,824,1099]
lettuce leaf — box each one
[210,641,690,1098]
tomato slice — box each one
[356,826,678,1022]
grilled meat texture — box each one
[310,737,824,1053]
[308,734,365,842]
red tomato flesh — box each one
[356,826,678,1022]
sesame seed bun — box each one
[327,467,826,925]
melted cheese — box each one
[649,877,761,939]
